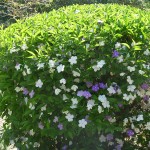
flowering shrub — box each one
[0,4,150,149]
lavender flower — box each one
[86,81,93,88]
[82,91,92,99]
[116,144,122,150]
[112,50,119,57]
[62,145,68,150]
[92,84,99,92]
[106,133,113,141]
[143,95,149,101]
[23,88,29,95]
[141,83,149,90]
[77,90,84,97]
[126,129,134,136]
[29,90,35,98]
[58,123,63,130]
[118,103,123,108]
[99,82,107,89]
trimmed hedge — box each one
[0,4,150,150]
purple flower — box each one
[23,88,29,95]
[38,122,44,130]
[82,91,92,99]
[106,134,113,141]
[141,83,149,90]
[126,129,134,136]
[99,82,107,89]
[116,144,122,150]
[112,50,119,57]
[58,123,63,130]
[62,145,68,150]
[77,90,84,97]
[92,84,99,92]
[118,103,123,108]
[105,115,112,120]
[86,81,93,88]
[143,95,149,101]
[29,90,35,98]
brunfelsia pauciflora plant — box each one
[0,4,150,150]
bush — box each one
[0,0,150,28]
[0,4,150,150]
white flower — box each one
[123,118,128,126]
[8,109,12,115]
[115,42,121,49]
[97,60,105,68]
[92,65,100,72]
[41,105,47,111]
[99,41,105,46]
[48,60,55,68]
[74,78,80,83]
[69,56,77,65]
[21,44,28,50]
[57,64,65,73]
[127,66,135,72]
[120,72,125,76]
[63,94,68,100]
[137,114,143,121]
[55,88,61,95]
[71,85,78,91]
[26,68,31,74]
[37,63,44,70]
[117,55,123,63]
[29,129,35,136]
[102,100,110,108]
[22,71,27,76]
[71,98,78,105]
[145,122,150,130]
[139,70,145,75]
[15,64,21,70]
[98,105,103,113]
[75,9,80,14]
[99,135,106,142]
[29,103,35,110]
[107,86,116,94]
[35,79,43,88]
[33,142,40,148]
[127,76,134,84]
[144,49,150,56]
[60,78,66,84]
[65,113,74,122]
[127,85,136,92]
[72,70,80,77]
[24,97,28,104]
[123,93,130,101]
[78,119,87,128]
[15,87,22,92]
[86,43,90,49]
[87,100,95,110]
[98,95,107,102]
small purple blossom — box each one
[82,91,92,99]
[143,95,149,101]
[62,145,68,150]
[23,88,29,95]
[118,103,123,108]
[106,134,113,141]
[77,90,84,97]
[141,83,149,90]
[99,82,107,89]
[86,81,93,88]
[85,115,91,123]
[112,50,119,57]
[116,144,122,150]
[29,90,35,98]
[38,122,44,130]
[58,123,63,130]
[105,115,112,120]
[126,129,134,137]
[92,84,99,92]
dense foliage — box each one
[0,4,150,150]
[0,0,150,28]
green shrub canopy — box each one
[0,4,150,149]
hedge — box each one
[0,4,150,150]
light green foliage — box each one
[0,4,150,149]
